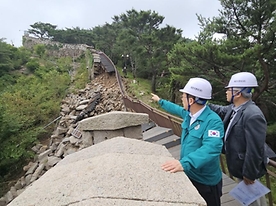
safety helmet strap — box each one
[230,87,248,103]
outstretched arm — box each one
[151,93,160,102]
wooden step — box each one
[221,174,240,205]
[168,144,181,159]
[143,126,173,142]
[155,134,180,149]
[141,121,156,132]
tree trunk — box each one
[253,56,269,101]
[151,73,156,93]
[170,79,176,102]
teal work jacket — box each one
[159,99,224,186]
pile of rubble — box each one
[0,73,126,206]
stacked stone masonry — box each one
[0,74,125,205]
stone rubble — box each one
[0,73,125,206]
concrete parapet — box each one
[8,137,206,206]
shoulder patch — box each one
[208,130,220,138]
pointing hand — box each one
[151,93,160,102]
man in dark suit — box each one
[209,72,267,206]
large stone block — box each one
[78,111,149,131]
[123,125,142,140]
[93,125,142,144]
[93,130,124,144]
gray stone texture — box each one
[8,137,206,206]
[123,125,143,139]
[78,111,149,130]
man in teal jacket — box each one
[151,77,224,206]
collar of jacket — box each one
[239,100,254,110]
[190,106,212,126]
[225,100,254,132]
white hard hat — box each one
[179,77,212,99]
[225,72,258,88]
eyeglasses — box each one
[226,88,239,92]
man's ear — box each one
[235,91,242,97]
[189,97,195,104]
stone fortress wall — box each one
[22,34,95,58]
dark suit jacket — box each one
[209,100,267,180]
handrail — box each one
[99,51,276,206]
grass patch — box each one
[126,78,152,103]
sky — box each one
[1,0,222,47]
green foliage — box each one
[57,56,73,73]
[155,75,172,101]
[0,73,18,93]
[28,22,57,38]
[266,122,276,147]
[34,44,46,57]
[28,22,95,46]
[0,50,70,190]
[0,40,32,76]
[0,40,13,75]
[52,27,94,46]
[127,78,151,101]
[11,47,31,69]
[110,9,182,92]
[167,0,276,114]
[91,23,118,55]
[200,0,276,99]
[26,59,40,72]
[73,62,89,90]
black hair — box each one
[187,94,207,105]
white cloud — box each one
[1,0,222,47]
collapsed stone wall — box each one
[0,73,125,206]
[22,35,95,58]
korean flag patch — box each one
[208,130,220,138]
